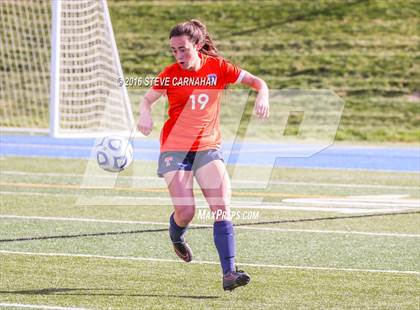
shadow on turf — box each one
[0,288,219,299]
[1,210,419,243]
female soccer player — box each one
[137,20,269,291]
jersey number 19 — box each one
[189,93,209,110]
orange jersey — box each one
[153,53,243,152]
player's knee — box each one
[175,207,195,223]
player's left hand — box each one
[254,90,269,119]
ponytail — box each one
[169,19,219,57]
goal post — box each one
[49,0,61,137]
[1,0,134,138]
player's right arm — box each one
[137,88,164,136]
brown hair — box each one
[169,19,219,57]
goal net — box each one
[0,0,133,137]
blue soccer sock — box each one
[213,220,235,274]
[169,213,188,243]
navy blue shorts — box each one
[157,149,224,177]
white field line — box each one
[0,250,418,275]
[2,143,365,154]
[76,199,404,213]
[219,206,403,213]
[1,215,419,238]
[0,191,259,204]
[0,143,156,154]
[283,198,419,208]
[0,191,174,201]
[2,170,419,190]
[2,143,303,154]
[0,190,260,205]
[2,190,417,210]
[1,171,162,180]
[1,191,76,198]
[0,191,412,214]
[341,195,413,201]
[0,193,404,213]
[0,303,90,310]
[260,181,419,190]
[0,143,96,151]
[0,215,174,227]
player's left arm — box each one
[240,71,269,119]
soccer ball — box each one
[94,135,134,172]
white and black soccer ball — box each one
[94,135,134,172]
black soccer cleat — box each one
[172,240,193,262]
[223,267,251,291]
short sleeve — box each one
[221,58,244,85]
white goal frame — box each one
[0,0,134,138]
[49,0,134,138]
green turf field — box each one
[108,0,420,143]
[1,157,419,309]
[2,0,418,143]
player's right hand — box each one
[137,112,153,136]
